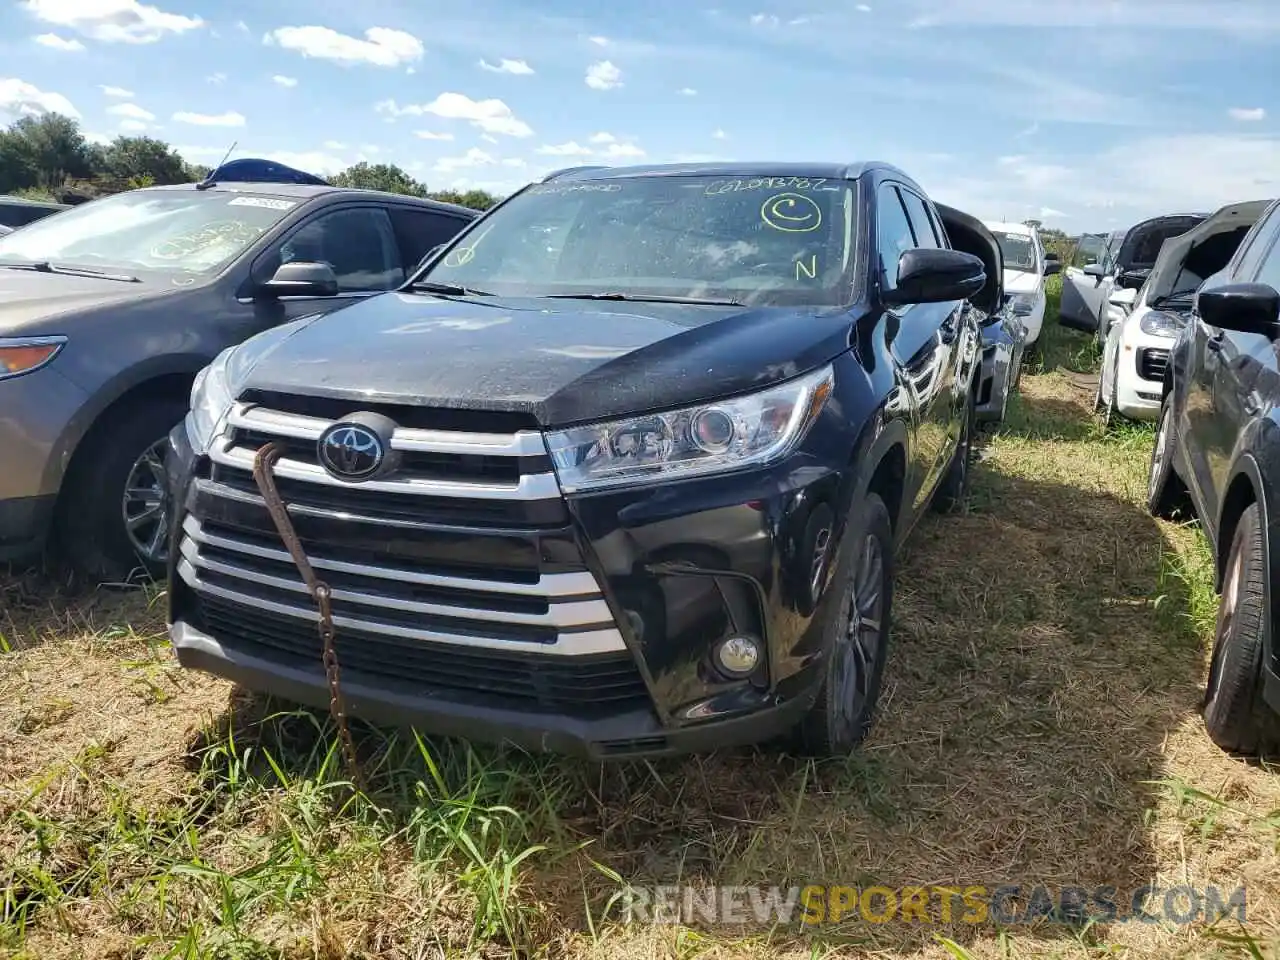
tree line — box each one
[0,113,500,211]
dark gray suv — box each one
[0,179,478,581]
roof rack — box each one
[196,157,329,190]
[540,165,610,182]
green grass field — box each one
[2,277,1278,959]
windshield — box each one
[992,232,1037,273]
[0,190,297,276]
[420,175,858,306]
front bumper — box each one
[0,366,90,562]
[166,395,847,758]
[1114,326,1172,420]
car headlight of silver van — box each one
[186,346,236,454]
[1139,310,1184,338]
[544,364,835,492]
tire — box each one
[796,492,894,756]
[931,387,975,514]
[1202,503,1280,758]
[57,396,188,584]
[1147,394,1191,520]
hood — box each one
[1002,269,1041,295]
[1116,214,1206,271]
[0,266,164,334]
[236,291,856,426]
[1145,199,1272,304]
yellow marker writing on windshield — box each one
[761,193,822,233]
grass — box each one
[2,275,1279,958]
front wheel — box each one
[1202,503,1280,758]
[796,493,894,756]
[57,397,188,584]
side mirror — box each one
[1108,287,1137,310]
[1083,263,1106,278]
[1198,283,1280,339]
[883,248,986,306]
[260,260,339,298]
[1043,259,1061,276]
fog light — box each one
[714,634,761,678]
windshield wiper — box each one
[410,279,494,297]
[0,261,139,282]
[544,292,745,306]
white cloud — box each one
[856,3,871,10]
[434,147,496,174]
[927,133,1280,227]
[118,118,148,131]
[107,102,154,120]
[23,0,203,43]
[585,60,622,90]
[481,134,498,144]
[207,72,226,84]
[172,110,245,127]
[83,130,111,145]
[537,141,594,157]
[322,140,346,149]
[899,0,1280,30]
[235,20,248,33]
[377,92,533,137]
[479,57,534,75]
[679,87,697,96]
[99,84,133,97]
[502,158,526,168]
[264,25,423,67]
[0,77,78,117]
[588,35,609,46]
[712,128,728,140]
[750,12,780,26]
[415,130,454,141]
[34,33,83,50]
[272,74,298,87]
[537,134,644,160]
[1229,107,1266,122]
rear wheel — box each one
[1202,503,1280,758]
[57,397,187,584]
[796,493,894,756]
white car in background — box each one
[1096,198,1272,423]
[984,221,1059,347]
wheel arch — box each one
[48,356,206,510]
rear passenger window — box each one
[390,208,473,266]
[877,186,917,290]
[900,190,942,249]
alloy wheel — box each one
[831,533,885,740]
[121,438,171,565]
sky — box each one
[1,0,1279,230]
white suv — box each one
[984,221,1058,347]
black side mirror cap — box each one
[882,248,987,307]
[1198,282,1280,339]
[260,260,339,299]
[1043,259,1061,276]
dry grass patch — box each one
[1,307,1278,958]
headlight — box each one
[0,336,67,381]
[545,364,835,492]
[185,345,236,454]
[1009,293,1036,317]
[1139,310,1183,338]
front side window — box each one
[260,207,405,292]
[876,185,917,291]
[899,190,941,250]
[0,190,297,276]
[992,231,1038,273]
[423,175,858,307]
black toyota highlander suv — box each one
[165,161,991,759]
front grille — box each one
[1138,348,1169,383]
[179,397,648,710]
[195,595,648,713]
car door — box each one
[1206,213,1280,513]
[235,203,409,335]
[1060,232,1110,329]
[877,182,956,516]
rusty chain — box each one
[251,442,367,793]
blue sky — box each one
[2,0,1278,229]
